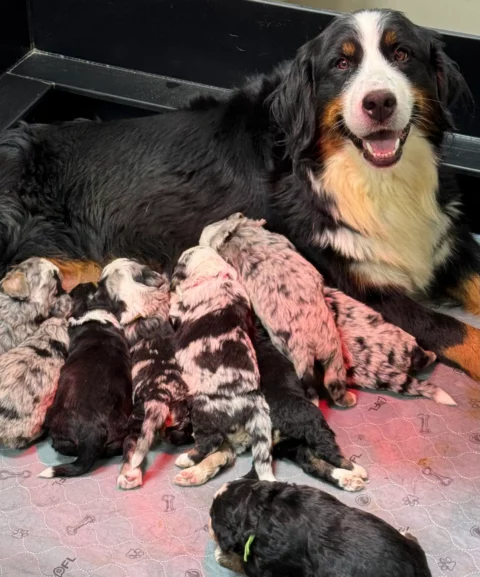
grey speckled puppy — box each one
[0,258,64,355]
[0,298,71,449]
[200,214,354,408]
[171,246,275,485]
[325,287,456,405]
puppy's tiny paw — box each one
[343,391,357,407]
[351,463,368,480]
[332,468,366,492]
[175,453,195,468]
[117,468,143,490]
[174,469,203,487]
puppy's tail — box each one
[130,400,170,469]
[38,429,105,478]
[403,376,456,406]
[245,395,275,482]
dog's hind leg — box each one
[294,446,366,491]
[245,396,275,482]
[174,441,236,486]
[117,402,147,490]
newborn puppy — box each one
[0,296,71,449]
[171,246,275,485]
[40,280,132,478]
[93,258,190,490]
[200,214,354,408]
[0,257,65,354]
[253,323,368,490]
[210,479,432,577]
[325,287,456,405]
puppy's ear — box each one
[1,270,30,299]
[138,268,169,289]
[209,219,245,251]
[270,42,317,168]
[430,34,472,129]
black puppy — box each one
[40,282,132,478]
[244,324,368,491]
[210,479,432,577]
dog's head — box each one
[271,9,470,169]
[94,258,170,325]
[209,480,272,555]
[172,246,237,290]
[68,282,98,320]
[199,213,267,251]
[1,257,64,311]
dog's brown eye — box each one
[394,48,409,62]
[336,58,350,70]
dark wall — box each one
[0,0,30,74]
[28,0,480,137]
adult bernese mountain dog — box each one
[0,9,479,379]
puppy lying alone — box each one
[0,296,71,449]
[92,258,190,490]
[171,246,275,484]
[325,287,456,405]
[200,214,354,408]
[40,280,132,478]
[210,479,432,577]
[0,257,65,354]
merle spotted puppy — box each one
[209,479,432,577]
[200,214,354,408]
[0,295,71,449]
[0,257,65,354]
[91,258,190,490]
[39,280,132,478]
[325,287,456,405]
[189,321,368,490]
[171,246,275,485]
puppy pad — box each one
[0,335,479,576]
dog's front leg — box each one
[368,292,480,381]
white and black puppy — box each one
[0,295,71,449]
[210,479,432,577]
[40,281,132,478]
[200,213,354,408]
[0,257,65,354]
[93,258,190,490]
[171,246,275,485]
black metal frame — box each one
[1,0,479,178]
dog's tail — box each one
[403,376,456,406]
[244,395,275,482]
[38,428,106,478]
[130,400,170,469]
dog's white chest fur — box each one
[315,130,453,294]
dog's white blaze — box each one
[343,11,413,138]
[69,309,122,329]
[38,467,54,478]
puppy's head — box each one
[69,282,98,320]
[271,9,470,169]
[95,258,170,325]
[172,246,237,290]
[209,479,275,556]
[1,258,64,310]
[199,213,267,251]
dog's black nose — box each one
[362,90,397,123]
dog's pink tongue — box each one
[366,137,397,155]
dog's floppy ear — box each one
[429,34,472,129]
[270,41,317,168]
[1,270,30,299]
[136,268,169,289]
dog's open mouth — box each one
[351,125,410,167]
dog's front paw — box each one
[332,468,366,492]
[175,452,195,468]
[334,390,357,408]
[215,546,246,574]
[117,467,143,490]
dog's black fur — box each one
[43,283,132,477]
[243,323,365,490]
[210,479,432,577]
[0,10,478,376]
